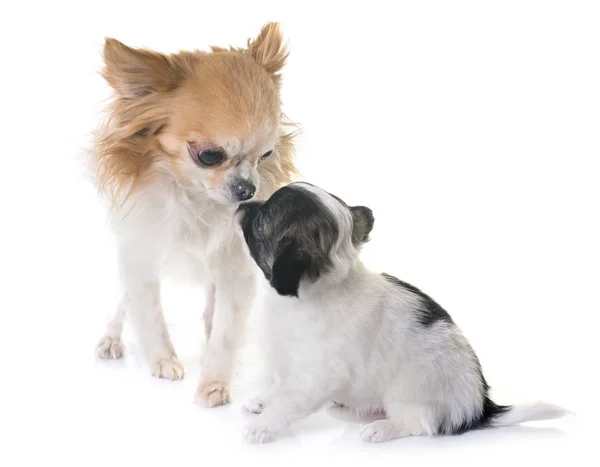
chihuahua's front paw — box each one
[195,380,230,407]
[96,336,124,360]
[244,422,276,444]
[242,397,265,415]
[151,356,184,380]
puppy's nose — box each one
[233,179,256,201]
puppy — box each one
[89,22,298,407]
[237,182,569,443]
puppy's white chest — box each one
[263,292,333,365]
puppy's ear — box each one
[350,206,375,245]
[102,38,189,98]
[246,22,288,74]
[270,240,315,297]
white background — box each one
[1,1,598,466]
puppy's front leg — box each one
[242,377,282,415]
[243,377,333,443]
[195,267,256,407]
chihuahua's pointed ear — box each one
[102,38,189,98]
[246,22,288,74]
[350,206,375,245]
[270,240,314,297]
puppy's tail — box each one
[487,400,572,428]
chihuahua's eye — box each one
[197,149,225,167]
[261,150,273,160]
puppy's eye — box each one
[255,212,263,232]
[261,150,273,160]
[197,149,225,167]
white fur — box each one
[489,402,572,427]
[95,169,258,406]
[243,184,570,443]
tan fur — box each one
[91,22,298,208]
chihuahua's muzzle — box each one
[232,179,256,202]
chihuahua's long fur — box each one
[90,22,298,407]
[238,182,569,443]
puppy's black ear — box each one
[270,240,314,297]
[350,206,375,245]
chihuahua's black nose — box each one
[233,179,256,201]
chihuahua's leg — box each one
[195,267,256,407]
[117,242,183,380]
[203,283,216,341]
[95,296,127,359]
[243,376,335,443]
[130,281,183,380]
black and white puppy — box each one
[237,182,569,444]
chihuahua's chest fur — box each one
[112,181,252,285]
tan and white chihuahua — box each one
[89,22,298,407]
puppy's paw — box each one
[194,380,230,407]
[151,357,184,380]
[242,397,265,415]
[96,336,124,360]
[360,420,400,443]
[243,422,276,444]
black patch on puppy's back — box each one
[381,273,454,327]
[381,273,511,436]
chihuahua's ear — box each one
[350,206,375,245]
[246,22,288,74]
[102,38,189,98]
[270,240,317,297]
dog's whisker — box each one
[190,187,214,198]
